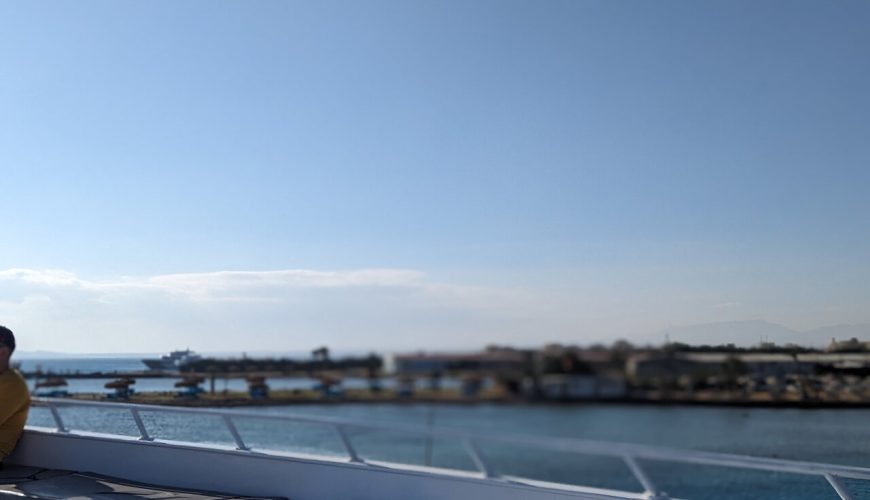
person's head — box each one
[0,325,15,369]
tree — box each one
[311,346,330,362]
[609,339,635,364]
[721,354,747,392]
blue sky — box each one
[1,1,868,353]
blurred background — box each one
[3,1,870,498]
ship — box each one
[141,349,202,372]
[8,397,870,499]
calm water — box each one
[17,357,148,374]
[21,358,870,499]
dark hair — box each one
[0,325,15,353]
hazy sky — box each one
[1,1,868,353]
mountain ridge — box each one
[660,320,870,347]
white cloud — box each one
[6,267,855,353]
[711,302,741,309]
[0,269,84,287]
[0,267,553,353]
[0,268,427,296]
[145,269,427,299]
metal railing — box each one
[28,398,870,500]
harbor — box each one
[18,339,870,408]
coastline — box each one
[60,390,870,410]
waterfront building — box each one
[535,374,627,399]
[394,347,529,376]
[827,337,870,353]
[628,352,870,381]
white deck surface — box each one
[0,464,281,500]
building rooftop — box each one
[394,350,527,362]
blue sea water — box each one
[17,357,148,374]
[21,358,870,499]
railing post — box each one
[334,425,362,463]
[623,455,668,499]
[221,415,250,451]
[47,403,68,433]
[464,439,497,479]
[825,474,855,500]
[24,398,870,500]
[130,409,153,441]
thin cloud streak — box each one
[2,268,429,299]
[0,267,550,352]
[0,268,527,306]
[2,268,865,353]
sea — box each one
[20,358,870,499]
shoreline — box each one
[62,392,870,410]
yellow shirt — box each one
[0,369,30,459]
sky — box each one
[1,1,869,353]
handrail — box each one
[27,397,870,500]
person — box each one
[0,326,29,463]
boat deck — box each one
[0,464,279,500]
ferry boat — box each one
[7,398,870,499]
[141,349,202,372]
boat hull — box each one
[10,430,606,500]
[141,359,174,371]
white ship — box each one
[6,398,869,499]
[141,349,202,372]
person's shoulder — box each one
[1,369,29,396]
[11,369,28,385]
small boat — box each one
[34,377,68,389]
[33,377,69,398]
[105,378,136,399]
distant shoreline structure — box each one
[16,337,870,409]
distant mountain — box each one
[661,320,799,346]
[660,320,870,348]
